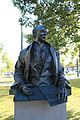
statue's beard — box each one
[37,35,46,42]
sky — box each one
[0,0,32,63]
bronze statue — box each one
[10,25,71,106]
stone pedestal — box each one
[14,101,67,120]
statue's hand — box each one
[58,87,67,101]
[21,85,32,95]
[10,83,32,95]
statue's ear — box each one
[33,33,36,39]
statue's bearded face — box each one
[33,25,47,41]
[37,26,47,41]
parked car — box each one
[66,70,77,75]
[4,72,13,78]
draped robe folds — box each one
[11,41,71,106]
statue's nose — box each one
[41,32,46,36]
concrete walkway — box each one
[0,82,13,86]
[65,75,80,80]
[0,75,80,86]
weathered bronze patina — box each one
[10,25,71,106]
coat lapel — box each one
[24,45,32,83]
[50,46,58,85]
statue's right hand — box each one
[58,87,67,101]
[21,85,32,95]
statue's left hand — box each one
[21,85,32,95]
[58,87,67,101]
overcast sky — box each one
[0,0,31,63]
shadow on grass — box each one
[69,79,80,89]
[5,115,14,120]
[67,110,80,120]
[0,95,9,98]
[0,86,10,98]
[0,113,14,120]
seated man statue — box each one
[10,25,71,106]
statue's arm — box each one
[10,48,32,95]
[55,50,67,87]
[14,52,25,85]
[11,50,26,89]
[13,45,31,86]
[56,51,71,100]
[58,61,71,91]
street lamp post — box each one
[76,58,79,77]
[21,23,23,51]
[19,18,24,51]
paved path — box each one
[65,75,80,80]
[0,76,80,86]
[0,82,13,86]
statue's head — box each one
[33,25,47,41]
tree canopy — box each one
[2,53,14,72]
[12,0,80,50]
[0,44,14,74]
[0,44,3,53]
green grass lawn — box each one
[67,79,80,120]
[0,79,80,120]
[0,77,14,83]
[0,86,14,120]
